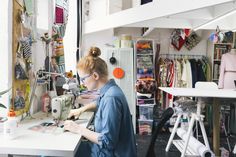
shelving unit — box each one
[135,39,156,135]
[212,43,231,83]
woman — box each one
[64,47,137,157]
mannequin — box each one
[218,44,236,89]
[230,47,236,55]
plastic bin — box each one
[138,119,153,135]
[137,98,154,105]
[139,104,154,120]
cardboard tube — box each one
[177,128,214,157]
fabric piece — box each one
[24,0,33,15]
[21,40,31,59]
[171,29,186,51]
[184,32,201,50]
[218,53,236,89]
[136,79,157,94]
[15,63,28,80]
[55,6,64,24]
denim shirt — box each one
[91,79,137,157]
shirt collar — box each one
[99,79,116,97]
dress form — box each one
[218,47,236,89]
[229,48,236,55]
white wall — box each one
[84,27,211,57]
[146,28,209,55]
[36,0,49,30]
[89,0,107,20]
[0,0,12,117]
[83,29,114,55]
[64,0,77,74]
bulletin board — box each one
[12,0,32,116]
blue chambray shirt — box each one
[91,79,137,157]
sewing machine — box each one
[51,94,75,123]
[51,77,79,123]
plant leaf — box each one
[0,88,11,96]
[0,103,7,109]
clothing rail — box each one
[159,53,206,59]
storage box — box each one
[138,119,153,135]
[137,98,154,105]
[139,104,154,120]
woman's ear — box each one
[92,72,99,80]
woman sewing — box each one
[64,47,137,157]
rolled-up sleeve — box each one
[97,96,122,150]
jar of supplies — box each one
[120,34,132,48]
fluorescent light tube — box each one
[193,8,236,31]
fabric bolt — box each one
[86,79,137,157]
[218,53,236,89]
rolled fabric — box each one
[177,128,214,157]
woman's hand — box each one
[64,120,82,134]
[68,107,85,119]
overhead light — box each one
[193,8,236,31]
[232,28,236,32]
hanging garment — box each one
[181,59,192,88]
[197,59,206,82]
[218,53,236,89]
[189,59,197,88]
[176,59,184,87]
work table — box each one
[0,111,94,157]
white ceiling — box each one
[84,0,236,34]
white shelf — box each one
[136,53,154,56]
[214,43,232,45]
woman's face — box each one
[77,69,98,91]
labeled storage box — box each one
[138,119,153,135]
[139,104,154,120]
[137,98,154,105]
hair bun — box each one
[88,47,101,57]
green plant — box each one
[0,88,11,109]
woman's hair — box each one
[77,47,108,78]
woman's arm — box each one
[81,103,97,112]
[68,103,97,118]
[64,120,100,144]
